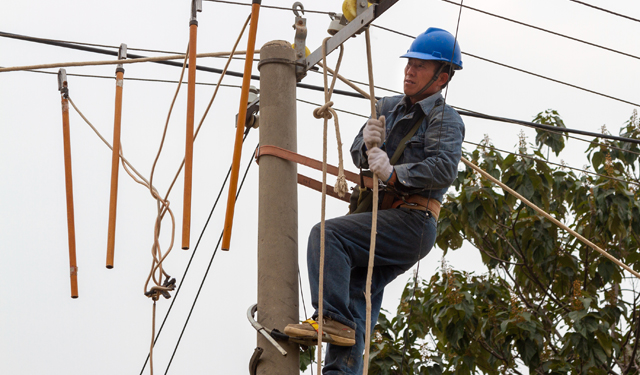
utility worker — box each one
[285,27,465,374]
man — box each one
[285,27,465,374]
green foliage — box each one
[533,109,567,157]
[370,110,640,374]
[299,345,316,372]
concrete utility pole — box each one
[257,40,299,375]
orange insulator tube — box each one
[61,95,79,298]
[222,1,261,251]
[106,70,124,268]
[182,22,198,250]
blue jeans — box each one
[307,207,437,375]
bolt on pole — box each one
[256,40,299,375]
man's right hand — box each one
[363,115,386,150]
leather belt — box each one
[391,195,441,220]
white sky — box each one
[1,0,639,374]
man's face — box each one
[403,58,445,103]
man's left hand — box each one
[367,147,394,183]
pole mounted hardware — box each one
[247,304,288,356]
[57,68,68,98]
[190,0,202,23]
[327,12,347,35]
[116,43,127,72]
[292,2,308,82]
[235,86,260,129]
[304,0,397,73]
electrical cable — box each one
[5,27,639,106]
[163,143,257,375]
[463,140,640,187]
[0,31,364,99]
[0,32,249,58]
[17,68,244,88]
[568,0,640,23]
[453,106,640,145]
[138,128,252,375]
[369,25,640,108]
[22,61,640,151]
[204,0,333,14]
[440,0,640,61]
[300,96,640,187]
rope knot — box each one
[313,101,334,119]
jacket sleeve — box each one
[393,105,464,192]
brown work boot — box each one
[284,317,355,346]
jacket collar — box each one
[396,91,444,117]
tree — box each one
[369,109,640,374]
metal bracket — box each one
[191,0,202,22]
[356,0,369,17]
[247,304,287,356]
[57,68,68,98]
[305,3,376,71]
[116,43,127,72]
[236,91,260,129]
[292,2,307,82]
[303,0,398,73]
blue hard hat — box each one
[401,27,463,70]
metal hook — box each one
[292,2,304,17]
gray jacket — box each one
[350,92,465,203]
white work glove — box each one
[367,147,394,183]
[363,115,386,150]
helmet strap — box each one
[409,63,447,100]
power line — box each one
[15,68,244,88]
[0,31,365,99]
[440,0,640,61]
[369,25,640,108]
[453,106,640,145]
[5,32,639,146]
[569,0,640,23]
[463,139,640,187]
[163,143,257,375]
[204,0,333,15]
[139,128,253,375]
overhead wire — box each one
[463,140,640,187]
[141,15,254,374]
[568,0,640,23]
[139,127,253,375]
[369,24,640,108]
[453,106,640,145]
[440,0,640,61]
[163,143,257,375]
[204,0,333,15]
[4,27,639,107]
[4,66,245,88]
[21,61,640,152]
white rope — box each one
[0,50,259,73]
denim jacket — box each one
[350,91,465,203]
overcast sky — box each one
[2,0,640,374]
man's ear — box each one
[436,72,450,89]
